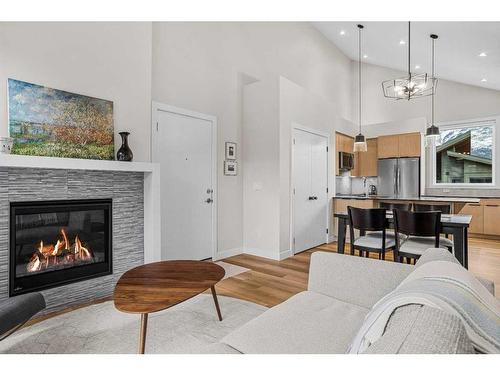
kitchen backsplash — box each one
[336,174,378,195]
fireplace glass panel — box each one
[10,199,112,296]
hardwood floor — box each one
[217,238,500,307]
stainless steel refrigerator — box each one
[377,158,420,198]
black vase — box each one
[116,132,133,161]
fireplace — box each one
[10,199,112,296]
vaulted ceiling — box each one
[312,22,500,91]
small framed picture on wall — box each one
[225,142,237,160]
[224,160,238,176]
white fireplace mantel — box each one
[0,154,161,264]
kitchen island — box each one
[334,195,481,203]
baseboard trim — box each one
[279,250,293,260]
[213,247,243,261]
[243,247,280,260]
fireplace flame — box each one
[26,229,94,273]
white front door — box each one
[292,128,328,253]
[154,106,216,260]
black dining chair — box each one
[413,203,453,252]
[379,202,412,211]
[348,206,398,260]
[393,209,446,264]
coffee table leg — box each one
[211,286,223,321]
[139,313,148,354]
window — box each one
[434,120,495,185]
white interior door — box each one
[293,128,328,253]
[154,106,216,260]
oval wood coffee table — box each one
[113,260,225,354]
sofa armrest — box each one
[477,276,495,295]
[308,252,413,309]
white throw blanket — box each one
[349,261,500,354]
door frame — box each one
[151,101,218,260]
[290,123,330,254]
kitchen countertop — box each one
[334,195,481,203]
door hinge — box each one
[326,228,329,234]
[326,187,329,193]
[156,122,159,131]
[293,188,296,194]
[293,138,296,145]
[293,237,296,244]
[326,146,329,152]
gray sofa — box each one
[208,249,495,354]
[0,293,46,341]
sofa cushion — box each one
[362,304,474,354]
[221,291,369,354]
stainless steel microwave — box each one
[339,152,354,170]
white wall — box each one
[242,79,281,259]
[152,22,354,257]
[0,22,153,161]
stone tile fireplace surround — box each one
[0,155,161,314]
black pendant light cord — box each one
[358,24,363,134]
[430,34,438,126]
[431,35,435,126]
[407,21,411,100]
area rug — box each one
[0,295,266,354]
[216,261,250,279]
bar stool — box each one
[348,206,400,260]
[393,209,446,264]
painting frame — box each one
[224,160,238,176]
[7,78,114,160]
[225,141,237,160]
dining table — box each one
[334,212,472,268]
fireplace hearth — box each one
[10,199,112,296]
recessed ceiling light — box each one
[363,54,368,59]
[481,78,487,82]
[340,30,346,36]
[415,65,421,69]
[399,40,406,45]
[479,52,487,57]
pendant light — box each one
[382,22,437,100]
[426,34,440,139]
[353,24,367,153]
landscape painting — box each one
[8,79,114,160]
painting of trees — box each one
[8,79,114,160]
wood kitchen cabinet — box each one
[457,203,484,234]
[334,198,375,214]
[398,132,421,157]
[377,135,399,159]
[454,199,500,236]
[353,138,378,177]
[335,132,354,176]
[483,200,500,235]
[336,132,354,153]
[377,132,421,159]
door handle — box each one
[309,196,318,200]
[205,198,213,204]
